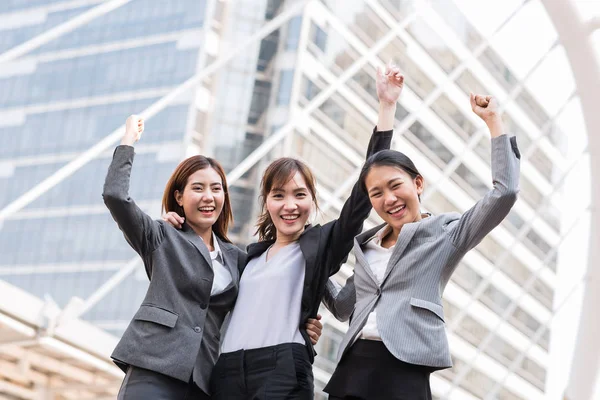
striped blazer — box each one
[323,134,520,368]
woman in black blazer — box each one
[207,64,404,400]
[104,117,322,399]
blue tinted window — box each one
[285,16,302,50]
[0,44,198,107]
[276,70,294,105]
[0,213,138,265]
[0,103,188,158]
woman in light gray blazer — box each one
[322,93,520,400]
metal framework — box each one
[540,1,600,399]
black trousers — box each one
[324,340,434,400]
[117,366,210,400]
[210,343,314,400]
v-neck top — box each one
[221,242,306,352]
[359,225,394,341]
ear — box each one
[174,189,183,207]
[415,175,425,196]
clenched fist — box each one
[470,93,499,123]
[121,115,145,146]
[470,93,505,138]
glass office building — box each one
[0,0,580,398]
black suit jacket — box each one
[245,127,392,361]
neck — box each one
[275,229,303,245]
[383,225,400,247]
[188,222,214,251]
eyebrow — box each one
[271,187,308,193]
[190,182,222,186]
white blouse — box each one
[221,242,306,352]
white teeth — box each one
[281,215,299,220]
[199,207,215,211]
[389,205,405,214]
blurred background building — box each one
[0,0,596,399]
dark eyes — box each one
[192,186,222,191]
[271,192,307,198]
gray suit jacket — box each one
[103,146,245,393]
[323,134,520,369]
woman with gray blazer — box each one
[103,116,244,399]
[322,94,520,400]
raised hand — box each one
[470,93,504,138]
[121,115,145,146]
[376,61,404,106]
[470,93,500,122]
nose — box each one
[383,191,397,206]
[283,197,297,211]
[200,190,214,202]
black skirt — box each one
[324,340,434,400]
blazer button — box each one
[194,327,202,333]
[200,303,207,309]
[376,288,381,296]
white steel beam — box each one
[540,1,600,399]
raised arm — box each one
[103,115,165,260]
[325,63,403,273]
[446,94,520,251]
[322,274,356,322]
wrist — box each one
[485,116,504,138]
[379,101,397,110]
[483,113,501,126]
[120,136,136,146]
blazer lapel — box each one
[299,225,320,286]
[217,238,240,289]
[382,222,419,283]
[181,223,212,267]
[355,224,384,285]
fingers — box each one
[306,317,323,345]
[470,93,493,109]
[475,94,489,107]
[162,212,184,229]
[308,317,323,332]
[306,319,323,335]
[385,59,393,75]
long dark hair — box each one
[162,156,233,242]
[359,150,423,200]
[255,157,318,241]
